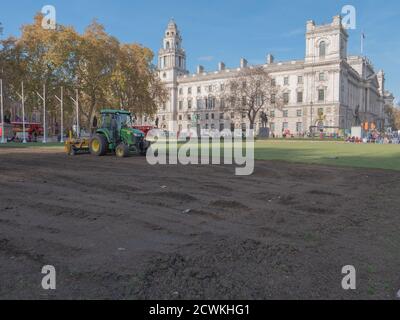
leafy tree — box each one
[223,66,284,130]
[109,44,167,116]
[385,104,400,130]
[0,14,167,130]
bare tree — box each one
[223,66,284,130]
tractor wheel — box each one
[116,143,129,158]
[90,134,107,156]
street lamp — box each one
[16,82,27,144]
[0,79,5,144]
[310,101,314,136]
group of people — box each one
[346,131,400,144]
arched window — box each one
[319,41,326,57]
[165,41,170,49]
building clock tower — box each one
[158,19,188,130]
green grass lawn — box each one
[0,142,63,148]
[255,140,400,171]
[1,139,399,171]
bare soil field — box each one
[0,147,399,300]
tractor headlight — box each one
[133,133,143,138]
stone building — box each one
[154,16,394,136]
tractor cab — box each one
[100,110,133,132]
[90,109,149,157]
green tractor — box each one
[89,109,149,158]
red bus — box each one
[11,122,44,141]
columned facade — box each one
[154,16,393,136]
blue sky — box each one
[1,0,399,101]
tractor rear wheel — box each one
[90,134,107,156]
[116,143,129,158]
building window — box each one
[218,98,225,109]
[208,96,216,109]
[205,113,209,120]
[197,98,202,109]
[319,41,326,57]
[197,86,201,94]
[271,79,276,87]
[188,99,192,109]
[284,76,289,85]
[220,83,225,91]
[318,89,325,102]
[297,92,303,103]
[188,87,192,95]
[270,110,275,118]
[179,88,183,95]
[211,113,215,120]
[178,115,182,121]
[205,96,214,109]
[208,85,213,92]
[298,76,303,84]
[219,113,224,120]
[319,72,325,81]
[297,109,302,117]
[271,94,276,104]
[283,93,289,104]
[219,123,224,131]
[282,122,289,131]
[230,112,235,119]
[283,110,289,118]
[179,101,183,110]
[296,122,303,133]
[187,114,191,121]
[205,124,209,129]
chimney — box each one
[240,58,248,68]
[266,54,274,64]
[197,65,204,74]
[218,62,226,71]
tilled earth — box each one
[0,147,399,300]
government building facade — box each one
[153,16,394,137]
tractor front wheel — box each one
[116,143,129,158]
[90,134,107,156]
